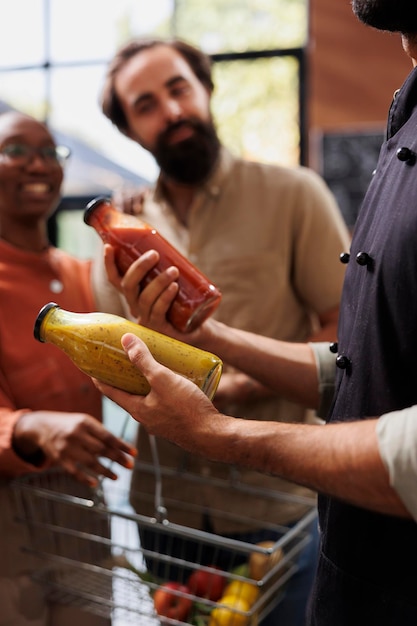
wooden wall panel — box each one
[307,0,412,226]
[308,0,411,132]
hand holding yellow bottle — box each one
[34,303,222,400]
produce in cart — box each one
[11,469,315,626]
[187,565,227,602]
[153,581,193,621]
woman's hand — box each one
[13,411,137,486]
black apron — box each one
[309,66,417,625]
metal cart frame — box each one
[12,467,316,625]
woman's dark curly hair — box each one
[101,37,214,136]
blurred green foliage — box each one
[170,0,307,165]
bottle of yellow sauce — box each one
[34,303,222,400]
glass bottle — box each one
[84,197,222,333]
[34,303,223,400]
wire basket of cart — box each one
[11,466,316,626]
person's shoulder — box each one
[50,247,91,270]
[232,154,327,190]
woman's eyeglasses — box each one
[0,143,71,167]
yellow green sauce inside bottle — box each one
[34,303,222,400]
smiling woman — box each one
[0,112,65,233]
[0,110,136,625]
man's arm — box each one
[93,333,410,519]
[211,303,340,410]
[200,318,320,409]
[310,304,340,342]
[104,246,321,409]
[96,251,416,520]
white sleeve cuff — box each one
[309,342,336,419]
[377,407,417,521]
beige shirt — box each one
[93,148,351,531]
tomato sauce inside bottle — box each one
[84,197,222,332]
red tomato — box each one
[153,581,193,621]
[187,566,226,601]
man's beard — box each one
[153,118,221,185]
[352,0,417,33]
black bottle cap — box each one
[33,302,59,342]
[83,196,111,225]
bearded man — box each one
[92,36,350,626]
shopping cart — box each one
[12,465,316,626]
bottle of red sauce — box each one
[84,197,222,332]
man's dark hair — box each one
[101,37,214,136]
